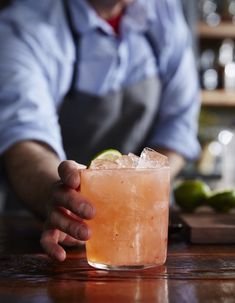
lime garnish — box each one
[89,149,122,168]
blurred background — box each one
[181,0,235,192]
[1,0,235,210]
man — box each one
[0,0,201,261]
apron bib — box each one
[59,78,161,165]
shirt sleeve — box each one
[0,22,66,161]
[147,0,201,160]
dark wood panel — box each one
[180,213,235,244]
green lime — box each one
[205,189,235,213]
[174,180,211,212]
[92,149,122,161]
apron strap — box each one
[144,31,159,66]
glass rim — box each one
[81,166,170,172]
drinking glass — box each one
[80,165,170,270]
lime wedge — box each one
[92,149,122,162]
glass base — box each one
[88,260,161,271]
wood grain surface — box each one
[0,215,234,302]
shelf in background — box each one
[201,89,235,107]
[198,22,235,39]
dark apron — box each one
[59,1,162,165]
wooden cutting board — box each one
[179,213,235,244]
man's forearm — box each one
[3,141,61,219]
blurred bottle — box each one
[224,62,235,90]
[218,39,234,66]
[199,49,219,90]
[222,0,235,23]
[199,0,222,26]
[217,129,235,189]
[218,39,235,89]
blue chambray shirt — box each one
[0,0,201,161]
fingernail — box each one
[78,202,93,218]
[78,225,88,240]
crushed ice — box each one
[90,147,169,169]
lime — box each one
[92,149,122,161]
[174,180,211,212]
[89,149,122,167]
[205,189,235,213]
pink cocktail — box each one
[81,148,170,270]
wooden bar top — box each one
[0,214,234,302]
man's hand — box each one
[40,160,95,262]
